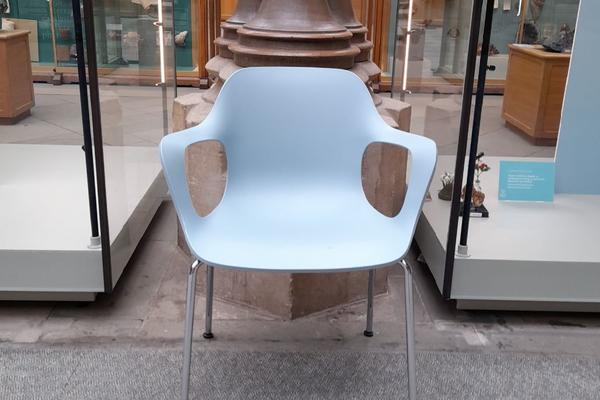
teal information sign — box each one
[499,161,555,202]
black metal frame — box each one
[74,0,177,293]
[71,0,99,240]
[459,0,496,245]
[443,0,495,299]
[81,0,113,293]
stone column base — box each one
[179,234,391,319]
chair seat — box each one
[186,189,411,272]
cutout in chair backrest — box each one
[361,142,409,217]
[185,140,227,217]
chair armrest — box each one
[159,118,221,235]
[372,124,437,232]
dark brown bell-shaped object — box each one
[215,0,262,59]
[328,0,373,62]
[230,0,360,68]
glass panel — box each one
[477,0,580,161]
[484,0,521,83]
[394,0,582,301]
[174,0,195,71]
[521,0,579,46]
[49,0,77,67]
[5,0,60,66]
[391,0,475,295]
[92,0,176,281]
[452,0,587,306]
[6,0,194,78]
[480,0,580,83]
[384,0,400,76]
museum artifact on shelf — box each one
[438,172,454,201]
[460,153,490,218]
[502,44,570,145]
[542,24,575,53]
[0,29,34,124]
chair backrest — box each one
[207,67,381,195]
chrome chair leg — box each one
[364,269,375,337]
[401,259,417,400]
[182,260,200,400]
[203,265,214,339]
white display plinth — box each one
[0,144,165,300]
[416,156,600,311]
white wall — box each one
[555,0,600,194]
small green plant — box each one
[475,159,490,185]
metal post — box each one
[390,0,402,99]
[182,260,200,400]
[82,0,113,292]
[401,260,416,400]
[364,269,375,337]
[442,0,485,299]
[460,0,496,247]
[71,0,100,247]
[203,266,214,339]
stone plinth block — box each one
[191,263,389,319]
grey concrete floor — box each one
[1,200,599,359]
[1,84,197,146]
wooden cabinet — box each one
[502,44,570,145]
[0,30,34,124]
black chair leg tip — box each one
[203,332,214,339]
[363,330,374,337]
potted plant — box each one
[472,158,490,207]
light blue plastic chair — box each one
[160,67,437,400]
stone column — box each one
[173,0,412,319]
[214,0,262,59]
[231,0,359,68]
[328,0,372,63]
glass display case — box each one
[391,0,581,93]
[392,0,600,312]
[5,0,196,74]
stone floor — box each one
[1,84,197,146]
[1,200,599,360]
